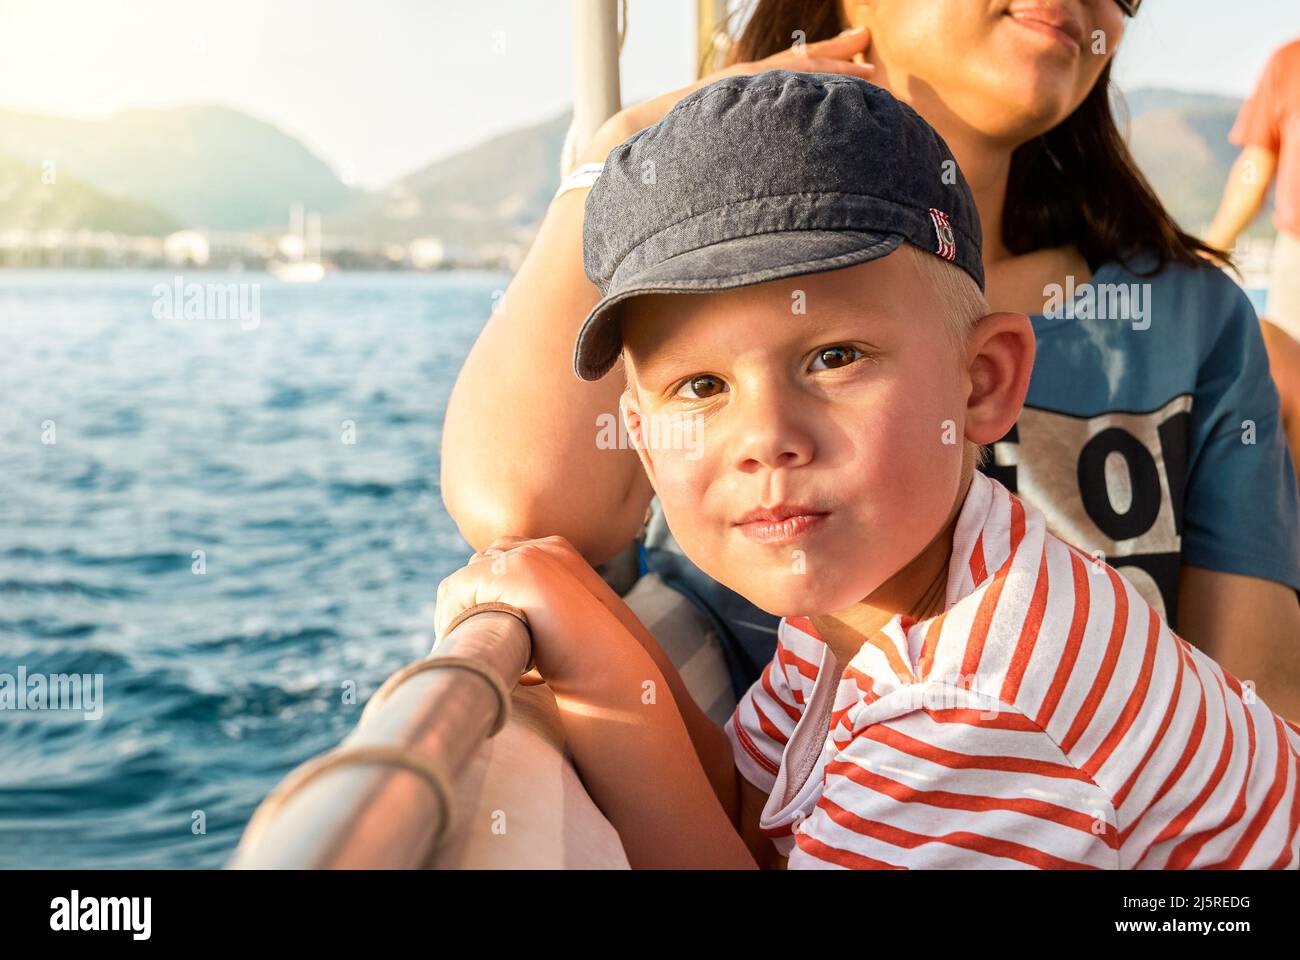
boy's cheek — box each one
[862,384,965,475]
[643,454,718,549]
[644,448,708,499]
[648,392,962,599]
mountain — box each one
[1115,87,1270,236]
[0,88,1272,249]
[1120,88,1244,121]
[0,154,178,235]
[1120,88,1277,236]
[0,105,356,231]
[334,88,1271,253]
[325,112,572,255]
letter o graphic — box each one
[1077,427,1161,541]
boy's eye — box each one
[810,345,863,371]
[674,374,727,400]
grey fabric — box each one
[642,496,779,702]
[621,571,737,726]
[574,69,984,381]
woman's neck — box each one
[865,61,1016,265]
[863,57,1090,313]
[939,127,1015,266]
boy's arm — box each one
[739,775,787,869]
[606,592,790,868]
[438,536,777,866]
[541,605,758,869]
[607,594,747,812]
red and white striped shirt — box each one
[725,470,1300,869]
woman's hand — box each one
[434,534,640,684]
[582,26,875,163]
[438,536,758,869]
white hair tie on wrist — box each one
[553,161,604,201]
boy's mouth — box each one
[733,504,831,545]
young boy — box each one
[439,70,1300,868]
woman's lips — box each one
[1005,10,1083,54]
[736,512,829,545]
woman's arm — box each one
[1204,145,1277,252]
[1178,566,1300,722]
[440,114,655,564]
[1258,317,1300,479]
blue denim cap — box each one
[574,69,984,382]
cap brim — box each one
[573,229,901,381]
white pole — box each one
[568,0,622,159]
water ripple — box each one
[0,269,497,867]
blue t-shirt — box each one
[644,257,1300,699]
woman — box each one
[1206,36,1300,480]
[442,0,1300,718]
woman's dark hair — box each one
[715,0,1229,274]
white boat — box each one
[267,258,327,283]
[267,204,332,282]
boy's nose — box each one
[728,393,816,474]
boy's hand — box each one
[434,534,638,685]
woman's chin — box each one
[961,75,1084,141]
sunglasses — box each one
[1115,0,1141,15]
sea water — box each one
[0,270,1275,868]
[0,269,504,867]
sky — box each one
[0,0,1295,189]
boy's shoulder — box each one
[921,475,1177,724]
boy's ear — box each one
[963,311,1035,445]
[619,386,658,486]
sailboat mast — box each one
[306,212,321,263]
[289,202,305,263]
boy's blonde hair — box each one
[900,242,993,470]
[899,241,989,352]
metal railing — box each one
[227,609,531,869]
